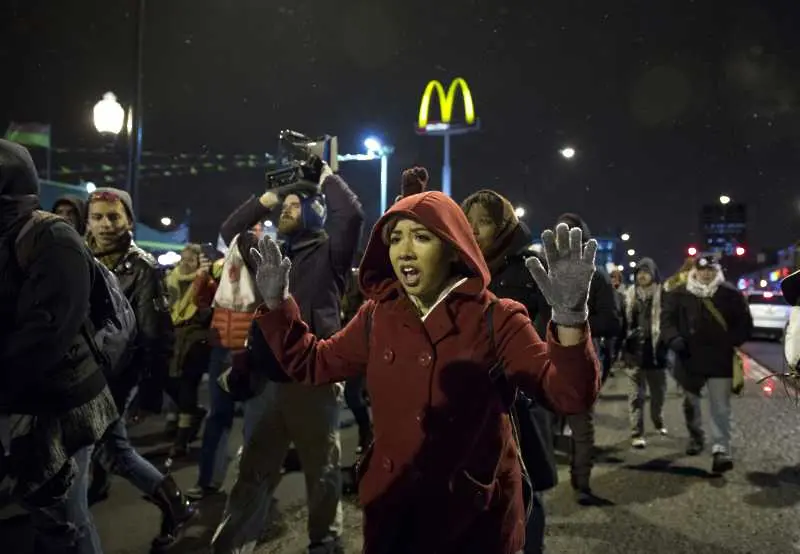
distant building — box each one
[700,202,747,256]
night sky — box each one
[2,0,800,273]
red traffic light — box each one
[735,246,746,256]
[687,246,698,256]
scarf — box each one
[686,268,724,298]
[166,266,200,325]
[636,284,656,302]
[87,231,132,270]
[0,194,39,239]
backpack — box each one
[15,211,138,379]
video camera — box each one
[265,130,338,190]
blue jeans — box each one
[683,377,733,454]
[198,346,235,488]
[524,492,546,554]
[103,418,164,495]
[26,447,102,554]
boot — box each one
[168,426,192,458]
[149,475,198,552]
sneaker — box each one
[685,439,704,456]
[632,436,647,449]
[656,427,668,436]
[186,485,223,501]
[711,452,734,474]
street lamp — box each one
[627,248,636,256]
[93,93,125,135]
[629,261,636,268]
[560,146,576,159]
[363,137,392,214]
[514,206,526,218]
[620,233,630,242]
[719,195,731,205]
[160,217,172,226]
[84,181,97,193]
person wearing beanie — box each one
[0,140,118,552]
[660,253,752,474]
[462,189,556,554]
[554,212,622,505]
[85,186,197,550]
[211,163,364,554]
[51,194,88,236]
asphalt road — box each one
[3,339,800,553]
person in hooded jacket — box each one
[84,186,196,550]
[660,254,752,474]
[0,139,118,553]
[52,194,87,236]
[462,189,557,554]
[622,258,669,449]
[247,191,600,554]
[554,213,622,504]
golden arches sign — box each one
[417,78,477,129]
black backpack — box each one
[15,211,138,379]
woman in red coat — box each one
[248,191,601,554]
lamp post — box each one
[91,0,145,222]
[338,137,394,214]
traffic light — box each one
[687,246,698,256]
[735,246,746,256]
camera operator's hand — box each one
[259,191,280,209]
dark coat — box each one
[255,192,600,554]
[660,278,752,385]
[221,175,364,341]
[107,237,174,410]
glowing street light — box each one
[364,137,391,213]
[560,147,576,159]
[629,261,636,268]
[617,265,625,272]
[627,249,636,256]
[687,246,698,256]
[514,206,526,218]
[719,195,731,205]
[620,233,630,242]
[84,181,96,193]
[160,216,172,226]
[93,92,125,135]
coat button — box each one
[381,457,393,472]
[382,348,394,363]
[418,352,432,367]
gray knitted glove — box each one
[250,235,291,310]
[525,223,597,327]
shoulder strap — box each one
[700,298,728,332]
[14,211,62,271]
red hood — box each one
[358,191,491,299]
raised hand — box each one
[250,235,291,309]
[525,223,597,327]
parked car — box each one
[747,291,791,341]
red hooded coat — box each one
[254,192,600,554]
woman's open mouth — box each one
[400,266,421,287]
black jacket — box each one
[107,238,173,410]
[660,280,752,384]
[0,140,108,414]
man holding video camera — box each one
[212,132,364,554]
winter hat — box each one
[52,194,87,235]
[89,187,134,222]
[781,270,800,306]
[556,212,592,239]
[694,254,720,270]
[0,139,39,197]
[400,166,429,197]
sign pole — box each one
[442,132,451,197]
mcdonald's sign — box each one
[416,78,479,135]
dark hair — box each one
[461,191,505,226]
[401,167,429,197]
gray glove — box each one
[525,223,597,327]
[250,235,291,309]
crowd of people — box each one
[1,135,795,554]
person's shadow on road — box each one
[743,464,800,509]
